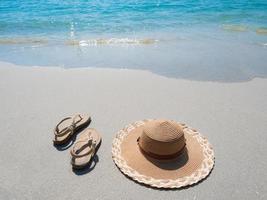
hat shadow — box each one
[143,147,189,171]
[114,147,215,191]
[115,159,215,191]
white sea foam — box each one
[222,24,248,32]
[66,38,159,46]
[79,40,89,46]
[0,38,48,44]
[0,37,159,46]
[256,28,267,35]
[70,22,75,38]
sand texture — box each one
[0,62,266,200]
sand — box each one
[0,61,266,200]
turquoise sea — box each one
[0,0,267,81]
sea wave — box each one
[0,37,159,46]
[222,25,267,36]
[256,28,267,35]
[65,38,159,46]
[222,24,248,32]
[0,38,48,45]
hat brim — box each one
[112,119,215,189]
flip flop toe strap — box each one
[71,139,96,158]
[54,114,82,137]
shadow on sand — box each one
[72,155,99,175]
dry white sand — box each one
[0,61,266,200]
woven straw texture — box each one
[112,119,215,189]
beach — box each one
[0,61,266,199]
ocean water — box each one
[0,0,267,81]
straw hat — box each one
[112,119,215,189]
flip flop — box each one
[53,114,91,145]
[70,128,102,169]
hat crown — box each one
[139,120,186,159]
[143,120,184,142]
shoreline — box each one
[1,26,267,83]
[0,61,264,83]
[0,61,266,199]
[0,54,267,83]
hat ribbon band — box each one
[137,137,186,160]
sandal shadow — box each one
[72,155,99,175]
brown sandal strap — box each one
[71,139,96,158]
[54,114,82,137]
[72,114,83,124]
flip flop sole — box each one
[71,128,102,169]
